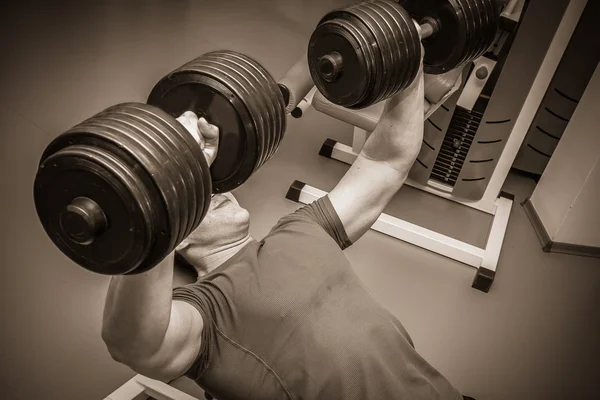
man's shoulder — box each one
[264,196,352,250]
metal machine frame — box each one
[286,0,588,293]
[105,374,201,400]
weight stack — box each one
[408,0,572,201]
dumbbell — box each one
[33,50,311,276]
[308,0,500,109]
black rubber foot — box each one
[285,180,306,203]
[499,191,515,201]
[291,107,303,118]
[472,267,495,293]
[319,138,337,158]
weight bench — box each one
[103,374,200,400]
[286,85,514,294]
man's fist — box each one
[176,111,220,166]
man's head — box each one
[175,191,251,275]
[192,192,251,248]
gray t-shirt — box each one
[173,196,462,400]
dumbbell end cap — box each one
[318,52,344,83]
[60,197,107,245]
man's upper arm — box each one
[132,300,204,382]
[328,155,408,243]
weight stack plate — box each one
[148,50,286,194]
[309,0,421,109]
[33,103,209,275]
[430,105,483,186]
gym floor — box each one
[0,1,598,399]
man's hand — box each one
[176,111,220,166]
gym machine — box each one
[286,0,588,292]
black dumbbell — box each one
[308,0,500,109]
[34,51,287,276]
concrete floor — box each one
[0,1,599,399]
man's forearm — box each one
[102,252,175,362]
[329,70,425,243]
[360,67,425,174]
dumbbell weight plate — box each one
[455,0,478,66]
[183,50,285,170]
[81,104,208,274]
[123,103,212,232]
[201,52,282,167]
[337,13,382,108]
[86,118,183,253]
[345,4,396,104]
[187,58,270,171]
[308,17,373,108]
[33,112,178,275]
[206,52,274,165]
[99,110,195,247]
[389,2,422,92]
[34,146,154,275]
[402,0,468,74]
[481,0,500,57]
[148,71,258,194]
[181,59,269,171]
[362,1,408,98]
[215,51,286,164]
[310,18,372,108]
[469,0,489,62]
[373,0,414,96]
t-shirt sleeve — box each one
[171,282,215,381]
[268,195,353,250]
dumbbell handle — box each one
[278,52,314,113]
[419,22,436,39]
[419,23,435,39]
[414,17,440,40]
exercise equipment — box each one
[148,51,286,193]
[294,0,588,292]
[308,0,500,108]
[33,50,298,276]
[34,103,211,276]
